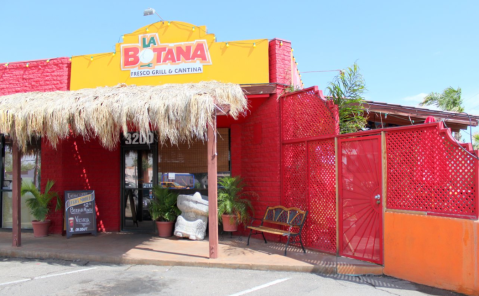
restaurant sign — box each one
[65,190,97,238]
[121,33,212,78]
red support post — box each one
[207,117,219,259]
[12,141,21,247]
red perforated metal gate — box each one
[338,136,383,264]
[281,89,478,263]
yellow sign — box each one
[121,33,212,77]
[71,21,269,90]
[66,194,94,210]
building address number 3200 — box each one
[123,132,155,145]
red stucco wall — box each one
[0,58,70,96]
[42,137,121,234]
[230,39,292,235]
[236,95,282,218]
[269,38,292,85]
[0,58,72,233]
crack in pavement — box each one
[358,276,401,296]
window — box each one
[158,128,230,189]
[1,136,41,229]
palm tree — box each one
[420,87,464,140]
[473,133,479,150]
[327,63,367,134]
[420,87,464,112]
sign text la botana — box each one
[121,33,212,78]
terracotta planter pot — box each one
[32,220,51,237]
[222,214,238,232]
[156,221,174,237]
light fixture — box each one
[143,8,164,21]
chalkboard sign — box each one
[65,190,97,238]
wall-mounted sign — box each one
[65,190,97,239]
[122,132,156,145]
[121,33,212,78]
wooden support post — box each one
[381,131,387,265]
[335,137,339,255]
[12,141,21,247]
[381,132,387,213]
[207,119,219,259]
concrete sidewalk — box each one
[0,231,382,275]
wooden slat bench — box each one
[247,206,308,256]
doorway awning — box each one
[0,81,247,151]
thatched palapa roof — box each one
[0,81,247,151]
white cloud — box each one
[401,93,428,103]
[398,93,436,108]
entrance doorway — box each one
[338,136,383,264]
[121,133,158,233]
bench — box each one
[247,206,308,256]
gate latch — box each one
[374,194,381,204]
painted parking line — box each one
[228,278,291,296]
[0,267,97,286]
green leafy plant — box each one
[149,186,180,222]
[286,84,301,93]
[473,133,479,150]
[327,63,367,134]
[21,179,61,222]
[420,87,464,112]
[217,176,256,226]
[420,87,464,140]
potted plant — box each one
[21,179,61,237]
[149,185,180,237]
[217,176,256,232]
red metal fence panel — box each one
[386,124,478,219]
[307,139,337,253]
[282,87,337,141]
[282,143,308,212]
[281,88,338,254]
[281,93,478,260]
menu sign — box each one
[65,190,97,238]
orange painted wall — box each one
[384,212,479,295]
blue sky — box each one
[1,0,478,140]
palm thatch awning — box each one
[0,81,247,151]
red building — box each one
[1,21,479,295]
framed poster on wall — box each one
[65,190,97,238]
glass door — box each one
[121,139,157,232]
[1,135,41,229]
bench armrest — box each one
[249,217,263,227]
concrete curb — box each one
[0,248,383,275]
